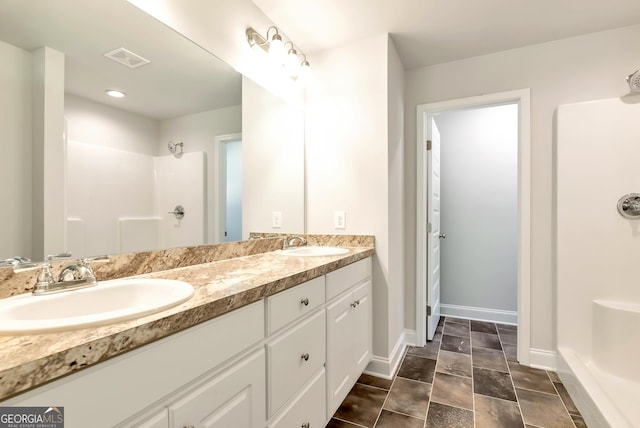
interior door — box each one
[426,117,442,340]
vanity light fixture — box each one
[105,89,126,98]
[246,26,311,83]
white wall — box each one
[0,40,32,260]
[404,24,640,354]
[435,104,518,313]
[159,105,241,243]
[242,76,304,237]
[306,33,405,370]
[387,38,406,355]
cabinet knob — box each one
[301,353,310,361]
[300,297,310,306]
[301,423,310,428]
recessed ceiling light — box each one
[105,89,126,98]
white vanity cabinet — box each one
[3,256,373,428]
[4,301,266,428]
[325,259,373,419]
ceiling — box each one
[252,0,640,69]
[0,0,241,120]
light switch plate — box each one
[272,211,282,228]
[334,210,346,229]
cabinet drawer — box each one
[267,309,326,417]
[268,369,326,428]
[326,258,372,300]
[267,276,325,334]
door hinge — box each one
[427,305,432,316]
[426,140,432,151]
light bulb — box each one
[105,89,126,98]
[268,34,285,65]
[297,60,312,85]
[284,49,300,77]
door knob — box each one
[439,233,446,239]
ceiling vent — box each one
[104,47,150,69]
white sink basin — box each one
[0,278,194,335]
[282,246,349,257]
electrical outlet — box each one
[272,211,282,228]
[334,210,346,229]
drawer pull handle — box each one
[302,423,310,428]
[301,298,310,306]
[301,353,310,361]
[351,300,360,308]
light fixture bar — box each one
[246,26,311,84]
[246,27,269,54]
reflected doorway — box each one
[214,133,242,243]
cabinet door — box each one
[169,350,265,428]
[352,280,372,376]
[326,291,355,418]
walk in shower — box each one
[556,94,640,428]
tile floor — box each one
[328,317,587,428]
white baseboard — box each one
[364,331,407,380]
[404,329,417,347]
[440,304,518,325]
[529,348,557,371]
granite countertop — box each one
[0,246,374,401]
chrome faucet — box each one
[283,236,307,250]
[11,253,110,295]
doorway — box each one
[214,133,242,243]
[415,89,531,365]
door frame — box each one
[415,89,531,366]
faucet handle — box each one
[45,252,72,261]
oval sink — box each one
[0,278,194,335]
[282,246,349,257]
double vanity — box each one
[0,235,374,428]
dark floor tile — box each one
[326,418,362,428]
[496,322,517,331]
[571,415,588,428]
[437,350,472,377]
[471,320,498,334]
[446,317,469,326]
[471,331,503,350]
[498,329,517,345]
[357,373,393,390]
[375,409,424,428]
[547,370,562,383]
[474,394,525,428]
[503,344,518,362]
[397,354,437,383]
[383,377,430,418]
[509,362,556,394]
[334,383,387,428]
[438,316,445,326]
[431,372,473,410]
[441,334,471,354]
[444,322,470,338]
[472,346,508,372]
[516,387,575,428]
[554,382,581,416]
[407,341,440,360]
[426,402,473,428]
[433,329,443,342]
[473,367,517,402]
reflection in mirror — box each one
[0,0,305,261]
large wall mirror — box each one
[0,0,305,261]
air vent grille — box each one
[104,47,150,69]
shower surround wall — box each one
[556,96,640,428]
[64,95,218,256]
